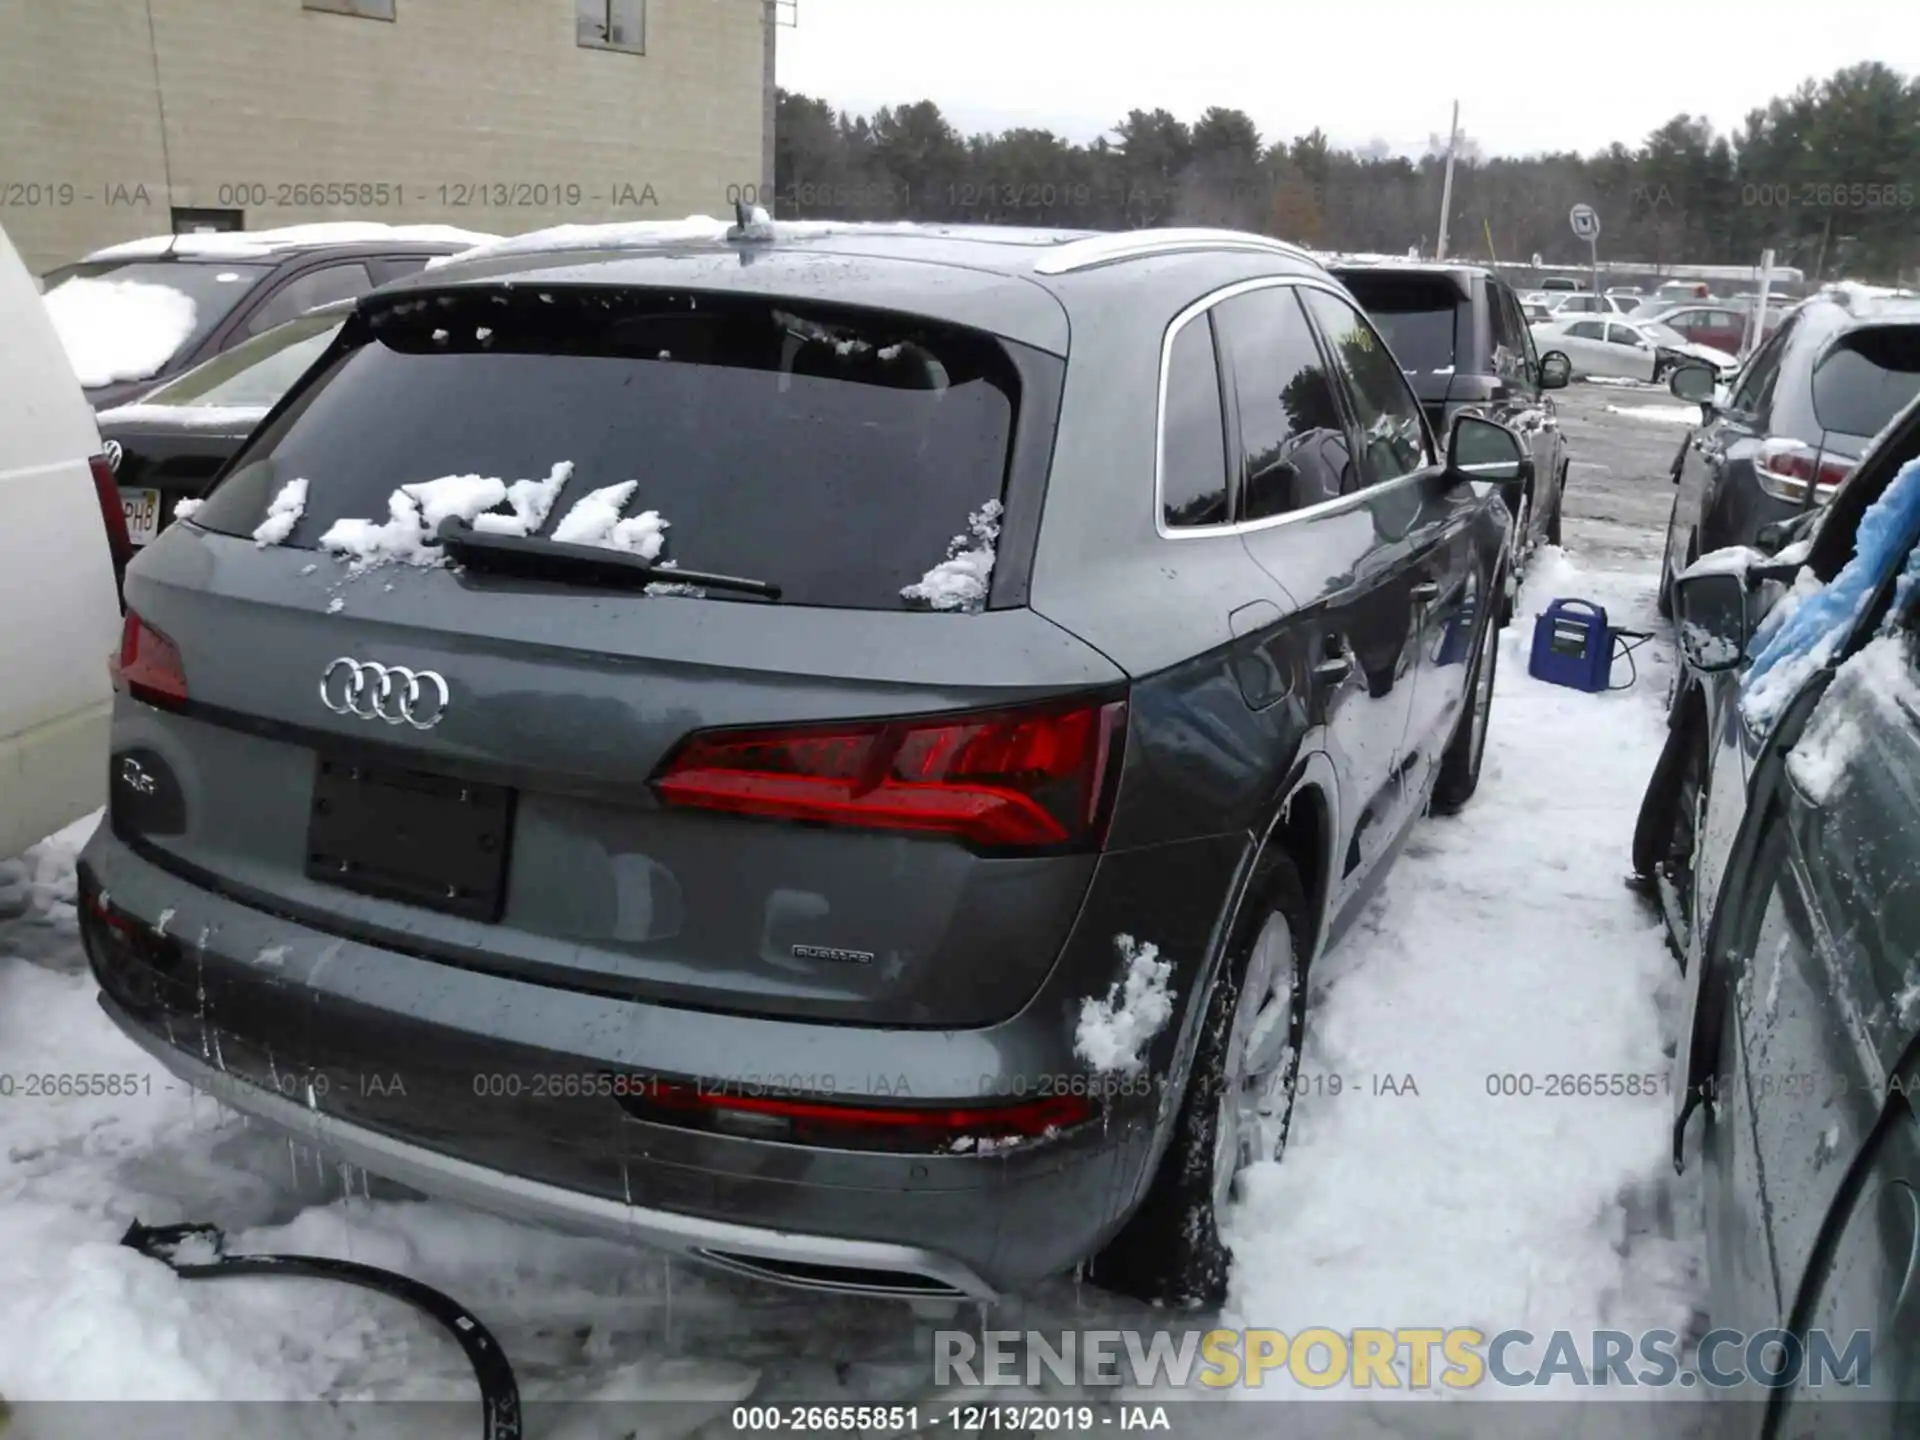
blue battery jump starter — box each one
[1527,598,1654,693]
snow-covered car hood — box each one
[1676,341,1737,371]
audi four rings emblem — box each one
[319,658,450,729]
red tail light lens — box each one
[653,696,1128,850]
[89,454,134,569]
[1756,440,1854,505]
[612,1078,1095,1153]
[109,611,189,709]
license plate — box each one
[121,487,161,546]
[305,758,515,923]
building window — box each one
[577,0,645,53]
[173,207,244,234]
[303,0,396,20]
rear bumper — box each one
[78,823,1240,1298]
[101,989,998,1299]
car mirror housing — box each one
[1539,351,1572,390]
[1447,412,1525,484]
[1674,571,1749,672]
[1669,363,1716,403]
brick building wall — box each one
[0,0,773,273]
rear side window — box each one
[1213,286,1354,518]
[1732,310,1801,413]
[1334,273,1458,373]
[1812,326,1920,439]
[1160,313,1231,529]
[193,288,1028,610]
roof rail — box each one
[1033,228,1315,276]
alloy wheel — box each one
[1211,910,1300,1227]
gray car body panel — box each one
[82,225,1512,1298]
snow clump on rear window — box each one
[1074,935,1177,1077]
[901,499,1002,614]
[252,478,308,547]
[549,480,668,558]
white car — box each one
[0,223,126,863]
[1544,291,1642,317]
[1529,314,1737,382]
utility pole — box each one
[1435,101,1459,260]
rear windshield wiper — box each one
[434,517,782,600]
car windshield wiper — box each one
[434,517,782,600]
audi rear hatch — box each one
[107,276,1127,1028]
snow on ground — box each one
[42,277,198,386]
[0,391,1701,1423]
[1605,403,1703,426]
[1221,544,1698,1402]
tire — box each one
[1629,716,1708,970]
[1430,586,1502,815]
[1086,851,1308,1310]
[1545,471,1564,546]
[1497,491,1530,628]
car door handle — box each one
[1411,581,1441,604]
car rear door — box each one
[1754,611,1920,1432]
[1297,285,1478,826]
[1211,281,1418,904]
[1669,315,1801,575]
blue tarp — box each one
[1740,454,1920,731]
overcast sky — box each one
[777,0,1919,158]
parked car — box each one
[1656,287,1920,617]
[1530,314,1736,383]
[1656,303,1763,356]
[1641,387,1920,1430]
[1545,292,1641,317]
[0,223,126,862]
[1328,259,1573,603]
[1522,298,1556,324]
[101,301,352,559]
[1539,276,1583,292]
[38,224,493,411]
[77,221,1526,1310]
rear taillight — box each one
[1755,440,1854,506]
[652,695,1128,851]
[611,1078,1096,1153]
[109,611,189,710]
[89,454,134,570]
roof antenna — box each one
[733,197,751,231]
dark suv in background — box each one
[1328,259,1573,601]
[40,225,490,409]
[79,221,1526,1310]
[1658,286,1920,616]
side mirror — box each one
[1447,412,1526,483]
[1673,571,1748,672]
[1539,351,1572,390]
[1668,363,1716,403]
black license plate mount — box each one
[305,756,514,923]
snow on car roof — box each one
[84,223,500,262]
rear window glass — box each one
[192,288,1023,610]
[1333,276,1458,373]
[1812,326,1920,439]
[42,260,270,374]
[142,310,344,408]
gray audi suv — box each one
[80,220,1524,1308]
